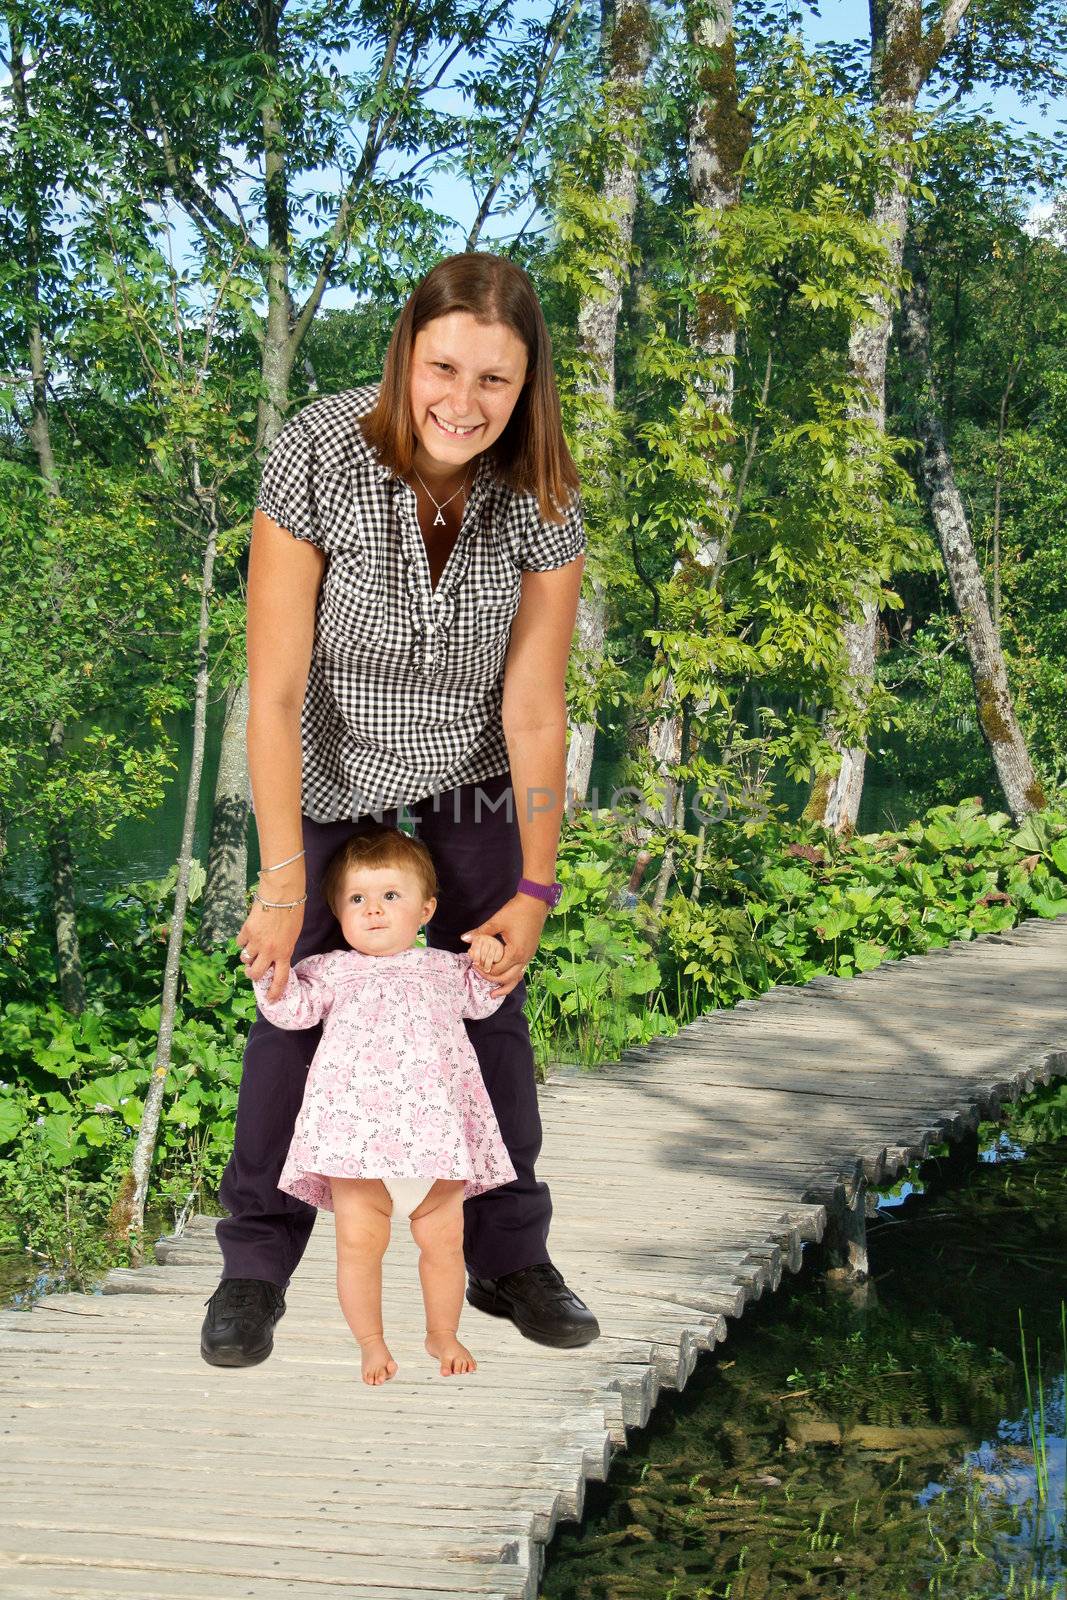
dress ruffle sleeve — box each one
[252,951,338,1029]
[452,950,506,1021]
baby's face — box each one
[335,863,436,956]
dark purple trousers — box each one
[215,770,552,1289]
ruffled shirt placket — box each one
[385,460,493,679]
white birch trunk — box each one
[643,0,748,901]
[114,470,220,1263]
[898,267,1043,820]
[566,0,655,809]
[806,0,972,834]
[198,676,253,949]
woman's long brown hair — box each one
[360,252,580,525]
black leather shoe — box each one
[465,1262,600,1348]
[201,1277,286,1367]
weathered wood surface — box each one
[1,914,1065,1598]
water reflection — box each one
[539,1081,1067,1600]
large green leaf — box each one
[0,1091,28,1144]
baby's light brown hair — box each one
[320,823,438,922]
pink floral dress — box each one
[251,946,518,1213]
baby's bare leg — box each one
[409,1180,477,1376]
[329,1177,397,1385]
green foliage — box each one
[0,1111,134,1291]
[0,867,245,1270]
[4,787,1063,1278]
[0,459,192,855]
[649,793,1067,1015]
[525,790,1067,1065]
[527,809,672,1069]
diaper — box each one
[381,1176,437,1217]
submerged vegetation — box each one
[538,1080,1067,1600]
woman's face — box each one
[408,311,529,482]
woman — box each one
[201,251,600,1367]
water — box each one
[3,699,229,905]
[3,705,919,907]
[0,1206,187,1309]
[538,1083,1067,1600]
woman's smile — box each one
[428,410,483,439]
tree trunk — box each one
[45,722,86,1016]
[112,480,220,1263]
[644,0,749,903]
[9,14,88,1010]
[898,267,1043,821]
[198,675,252,949]
[565,0,655,810]
[202,3,298,926]
[805,0,973,834]
[991,351,1022,639]
[256,0,299,453]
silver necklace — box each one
[412,464,472,527]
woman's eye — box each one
[435,363,502,383]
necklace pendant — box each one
[432,508,446,526]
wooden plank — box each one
[0,1530,532,1595]
[0,1574,520,1600]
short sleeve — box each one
[255,416,323,548]
[519,487,585,572]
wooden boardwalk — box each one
[2,914,1065,1599]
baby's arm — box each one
[251,951,337,1029]
[453,944,507,1021]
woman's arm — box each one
[460,554,584,997]
[239,507,325,1002]
[501,553,585,881]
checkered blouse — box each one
[254,383,585,822]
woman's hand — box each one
[460,894,549,998]
[236,885,306,1004]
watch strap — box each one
[516,875,563,909]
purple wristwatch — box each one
[516,875,563,909]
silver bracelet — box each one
[259,848,306,874]
[248,889,308,910]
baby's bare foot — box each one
[359,1333,398,1385]
[425,1327,477,1376]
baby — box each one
[243,824,517,1385]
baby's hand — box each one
[469,933,505,974]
